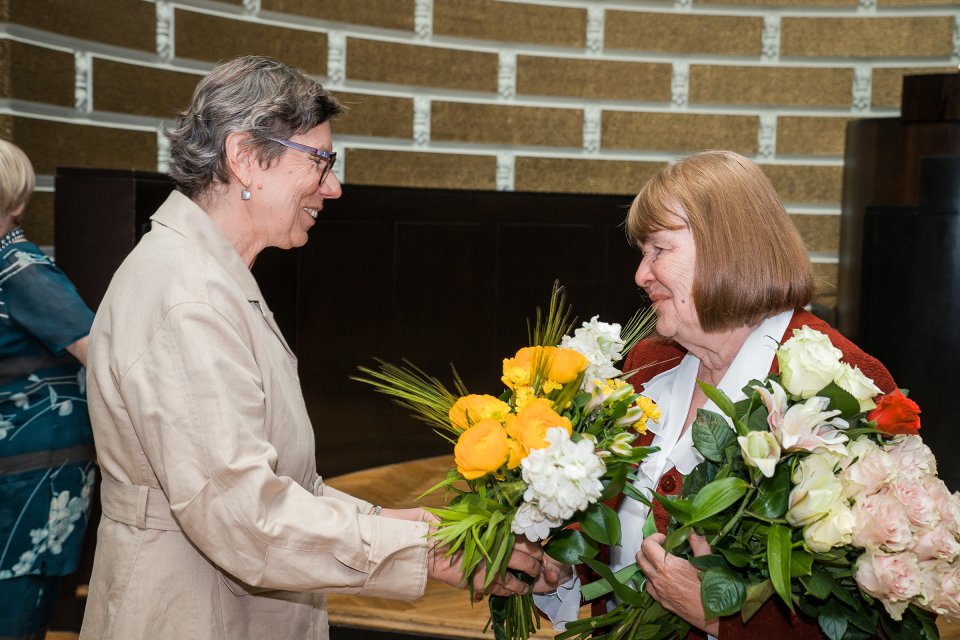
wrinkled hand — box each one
[428,535,544,599]
[524,538,574,594]
[636,532,720,636]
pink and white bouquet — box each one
[563,325,958,640]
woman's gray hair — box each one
[165,55,344,198]
[0,139,35,220]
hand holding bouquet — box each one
[356,285,660,640]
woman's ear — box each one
[224,131,255,186]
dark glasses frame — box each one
[267,136,337,185]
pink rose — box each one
[919,560,960,618]
[927,479,960,531]
[841,437,895,499]
[851,491,914,552]
[886,436,937,480]
[855,551,922,620]
[894,477,940,529]
[913,527,960,562]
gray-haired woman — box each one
[80,56,547,640]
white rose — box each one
[792,449,845,486]
[804,503,854,552]
[787,472,845,527]
[737,430,781,478]
[777,326,844,399]
[833,364,882,412]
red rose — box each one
[867,389,921,435]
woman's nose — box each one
[635,256,652,287]
[320,171,342,199]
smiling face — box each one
[247,121,341,250]
[634,210,701,345]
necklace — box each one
[0,226,25,250]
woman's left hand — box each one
[636,532,720,636]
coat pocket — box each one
[217,569,273,597]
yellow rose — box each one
[449,394,511,431]
[506,438,525,470]
[505,398,573,455]
[454,419,510,480]
[546,347,588,384]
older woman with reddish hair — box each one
[536,150,897,638]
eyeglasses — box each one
[267,137,337,186]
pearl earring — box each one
[241,187,251,201]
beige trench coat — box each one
[80,192,429,640]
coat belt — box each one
[100,474,180,531]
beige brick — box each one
[514,157,664,195]
[602,112,758,154]
[764,164,843,205]
[699,0,854,4]
[431,103,582,147]
[872,66,957,108]
[777,117,852,157]
[782,17,954,58]
[346,38,497,93]
[812,262,838,296]
[262,0,414,30]
[434,0,586,48]
[93,59,202,119]
[690,66,853,108]
[7,0,154,51]
[879,0,959,5]
[0,41,73,107]
[21,191,53,246]
[606,11,762,56]
[5,116,157,175]
[175,10,326,75]
[345,149,495,190]
[517,56,671,102]
[332,92,413,139]
[791,214,840,253]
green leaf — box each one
[690,555,729,571]
[717,545,752,568]
[748,463,792,519]
[651,493,694,523]
[642,512,658,539]
[818,600,849,640]
[790,549,813,578]
[767,524,794,613]
[691,409,738,462]
[578,562,642,602]
[741,579,775,623]
[800,569,834,600]
[681,461,716,497]
[746,403,770,432]
[690,477,749,522]
[663,524,692,553]
[700,568,746,618]
[698,381,738,421]
[600,463,629,500]
[581,556,647,607]
[579,502,621,546]
[545,529,597,565]
[818,382,861,419]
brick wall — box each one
[1,0,957,307]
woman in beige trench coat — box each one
[79,56,550,640]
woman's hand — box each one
[636,532,720,637]
[427,535,544,598]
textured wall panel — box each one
[93,59,201,119]
[698,0,855,4]
[777,116,851,157]
[813,262,838,296]
[21,191,54,246]
[872,66,957,108]
[434,0,587,48]
[690,66,853,107]
[0,41,73,107]
[5,116,156,175]
[432,102,582,147]
[262,0,415,30]
[345,149,496,190]
[514,157,663,195]
[606,11,763,56]
[346,38,498,92]
[333,92,414,139]
[602,111,758,154]
[791,214,840,253]
[763,164,843,205]
[175,10,327,75]
[878,0,960,5]
[781,17,954,58]
[6,0,154,51]
[516,56,672,102]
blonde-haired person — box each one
[0,139,96,639]
[535,151,897,638]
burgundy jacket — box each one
[582,309,896,639]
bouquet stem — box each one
[488,592,540,640]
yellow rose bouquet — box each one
[355,285,661,640]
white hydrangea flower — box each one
[560,316,625,381]
[510,427,606,541]
[511,502,563,542]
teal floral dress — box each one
[0,241,95,637]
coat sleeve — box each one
[118,301,429,599]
